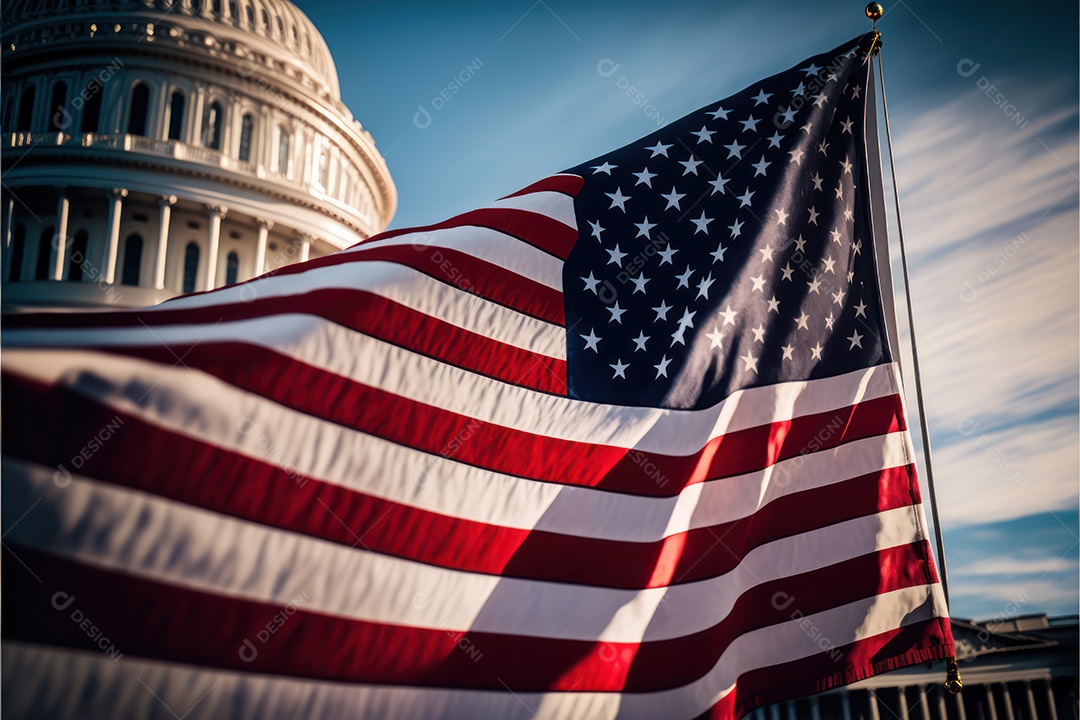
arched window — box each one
[276,125,289,175]
[228,0,237,20]
[202,101,223,149]
[47,81,68,132]
[81,80,103,133]
[317,148,329,189]
[290,25,297,47]
[127,82,150,136]
[35,226,54,280]
[238,113,254,162]
[17,85,36,131]
[182,242,199,293]
[167,90,184,140]
[192,0,203,13]
[275,16,283,36]
[66,229,88,281]
[244,4,254,26]
[260,7,270,31]
[9,223,26,281]
[211,0,221,14]
[225,251,239,285]
[121,234,143,285]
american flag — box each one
[2,33,953,720]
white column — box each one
[154,195,175,289]
[3,197,14,280]
[204,204,226,291]
[51,189,70,280]
[102,187,127,284]
[298,231,311,263]
[254,218,272,276]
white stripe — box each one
[484,190,578,228]
[5,457,929,644]
[1,340,902,456]
[346,225,564,291]
[3,585,946,720]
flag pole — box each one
[864,2,962,695]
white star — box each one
[606,188,629,211]
[752,88,773,105]
[657,245,677,265]
[781,264,794,281]
[630,274,650,294]
[811,342,824,360]
[825,313,835,330]
[582,272,601,293]
[581,329,601,352]
[767,295,781,314]
[751,324,766,343]
[848,330,863,349]
[719,305,738,326]
[795,312,810,330]
[844,207,854,222]
[691,212,713,235]
[848,270,855,283]
[841,117,854,134]
[607,302,626,324]
[800,121,814,135]
[724,139,745,159]
[781,344,794,361]
[677,308,696,329]
[671,326,687,346]
[841,157,853,174]
[752,156,771,176]
[835,185,844,201]
[832,289,846,305]
[854,299,868,318]
[653,300,672,321]
[818,140,830,155]
[741,349,759,373]
[794,235,807,252]
[676,267,694,289]
[812,93,828,108]
[729,219,744,238]
[707,106,730,120]
[661,187,686,210]
[807,277,822,294]
[610,358,629,378]
[774,208,788,226]
[679,155,703,175]
[634,216,657,239]
[691,126,715,144]
[850,84,862,99]
[791,81,806,97]
[709,173,730,195]
[750,274,766,292]
[802,62,822,76]
[758,244,775,263]
[740,115,760,133]
[654,355,672,378]
[737,188,755,207]
[646,140,672,157]
[823,256,837,274]
[632,331,650,352]
[591,161,617,175]
[606,244,626,266]
[706,326,724,349]
[632,167,657,187]
[829,229,842,246]
[811,172,823,191]
[789,147,805,165]
[588,219,605,239]
[696,272,715,299]
[710,243,728,264]
[853,239,863,255]
[767,131,784,148]
[807,206,820,225]
[779,106,797,124]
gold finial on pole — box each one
[865,3,884,54]
[945,657,963,695]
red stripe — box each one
[3,289,568,394]
[2,354,905,498]
[3,374,921,587]
[500,174,585,199]
[3,542,941,694]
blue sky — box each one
[299,0,1079,620]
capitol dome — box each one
[1,0,396,308]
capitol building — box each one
[1,0,396,309]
